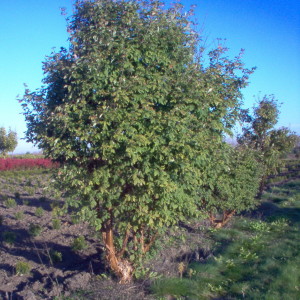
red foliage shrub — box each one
[0,158,58,171]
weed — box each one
[49,250,63,263]
[0,215,3,225]
[52,218,61,230]
[248,220,270,233]
[35,207,44,217]
[29,223,42,237]
[14,192,20,200]
[4,198,17,208]
[71,236,87,251]
[2,231,17,244]
[15,261,31,275]
[22,199,29,205]
[26,187,35,196]
[14,211,24,220]
[71,214,80,224]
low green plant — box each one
[28,223,42,237]
[52,218,61,230]
[4,198,17,208]
[35,207,44,217]
[15,261,31,275]
[14,192,21,200]
[71,236,87,251]
[2,231,17,244]
[26,187,35,196]
[70,215,80,224]
[22,199,29,205]
[49,250,63,263]
[0,215,3,225]
[14,211,24,220]
[248,220,271,233]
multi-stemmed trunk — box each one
[209,210,236,229]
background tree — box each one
[198,144,262,228]
[20,0,253,282]
[237,96,297,195]
[0,127,18,156]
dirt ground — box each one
[0,170,206,299]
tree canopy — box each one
[238,96,297,194]
[21,0,255,282]
[0,127,18,156]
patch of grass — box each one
[2,231,17,244]
[15,261,31,275]
[28,223,42,237]
[35,207,44,217]
[71,214,80,224]
[152,179,300,299]
[49,250,63,263]
[4,198,17,208]
[22,199,29,206]
[71,236,87,251]
[52,218,61,230]
[14,211,24,220]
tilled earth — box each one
[0,170,109,299]
[0,169,211,300]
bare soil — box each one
[0,169,209,300]
[0,170,158,299]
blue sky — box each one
[0,0,299,153]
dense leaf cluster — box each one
[238,96,297,194]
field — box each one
[0,160,299,299]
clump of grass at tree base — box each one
[152,179,300,299]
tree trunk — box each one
[210,210,236,229]
[102,227,133,283]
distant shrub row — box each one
[0,158,58,171]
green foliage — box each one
[35,207,44,217]
[22,199,29,206]
[20,0,254,279]
[52,218,61,230]
[238,96,297,193]
[14,211,24,220]
[198,144,262,222]
[2,231,17,244]
[4,198,17,208]
[15,261,31,275]
[0,127,18,156]
[28,223,42,236]
[71,236,87,251]
[153,179,300,299]
[49,249,63,263]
